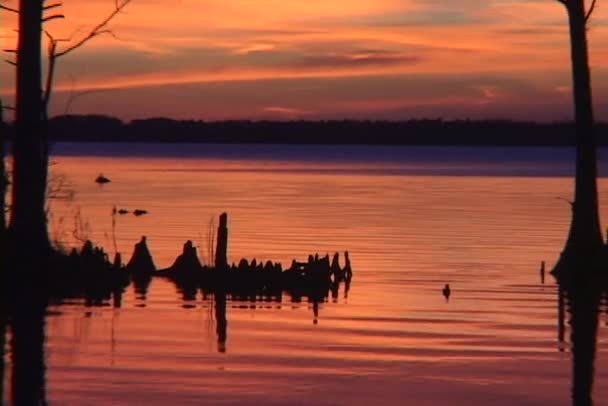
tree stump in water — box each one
[126,236,156,275]
[165,240,203,275]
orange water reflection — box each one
[7,147,608,404]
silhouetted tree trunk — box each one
[557,0,603,272]
[0,99,6,243]
[9,0,50,259]
[554,2,603,403]
[5,0,132,265]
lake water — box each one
[4,143,608,405]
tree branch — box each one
[40,0,132,123]
[43,31,58,119]
[42,14,65,23]
[585,0,597,21]
[0,4,18,13]
[55,0,132,58]
[63,86,110,115]
[43,2,63,11]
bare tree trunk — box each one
[9,0,50,259]
[0,99,6,241]
[561,0,603,268]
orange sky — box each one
[1,0,607,120]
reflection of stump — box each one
[554,262,604,406]
[215,213,228,270]
[344,251,352,281]
[215,292,227,353]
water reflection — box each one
[555,269,604,406]
[3,268,606,405]
[0,306,5,404]
[215,291,227,353]
[6,299,48,405]
[132,273,152,306]
[2,279,346,404]
[558,286,566,352]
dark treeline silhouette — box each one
[4,115,606,146]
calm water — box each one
[5,143,608,405]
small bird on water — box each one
[442,283,451,302]
[133,209,148,216]
[95,174,111,184]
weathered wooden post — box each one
[215,213,228,270]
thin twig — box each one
[43,30,58,118]
[41,0,132,118]
[42,14,65,23]
[585,0,597,21]
[112,205,118,256]
[55,0,132,58]
[0,4,18,13]
[43,3,63,11]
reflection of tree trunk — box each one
[562,0,603,262]
[10,303,47,405]
[0,311,6,404]
[568,283,600,406]
[215,292,227,353]
[558,287,566,350]
[9,0,50,260]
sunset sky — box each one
[1,0,607,121]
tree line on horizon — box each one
[3,115,605,146]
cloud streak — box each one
[0,0,607,120]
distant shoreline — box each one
[6,114,607,146]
